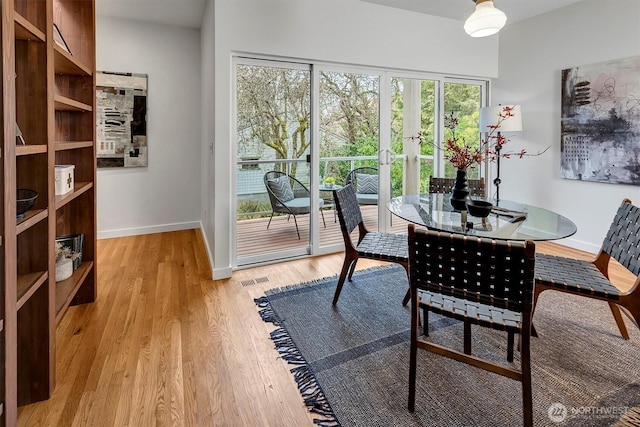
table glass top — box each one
[319,183,342,191]
[388,193,577,241]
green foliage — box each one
[237,199,272,219]
[237,66,484,201]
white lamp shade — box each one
[479,105,523,132]
[464,1,507,38]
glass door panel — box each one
[318,70,380,239]
[441,81,483,180]
[235,61,313,265]
[388,76,437,234]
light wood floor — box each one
[15,230,635,426]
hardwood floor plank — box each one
[16,229,634,426]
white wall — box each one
[96,17,202,239]
[495,0,640,253]
[200,1,215,265]
[206,0,501,278]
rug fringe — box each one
[255,299,341,426]
[255,296,282,326]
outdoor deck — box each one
[236,205,412,258]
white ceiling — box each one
[360,0,585,24]
[96,0,207,29]
[96,0,584,30]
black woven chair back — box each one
[429,176,485,198]
[408,227,535,312]
[333,184,363,235]
[601,200,640,276]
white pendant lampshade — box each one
[464,0,507,38]
[479,105,522,133]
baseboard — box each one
[97,221,200,240]
[555,236,599,254]
[213,267,233,280]
[198,222,221,280]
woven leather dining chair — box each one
[407,225,536,427]
[332,184,410,306]
[429,175,486,198]
[534,198,640,340]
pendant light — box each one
[464,0,507,38]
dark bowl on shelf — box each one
[466,199,493,218]
[17,189,38,219]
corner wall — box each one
[494,0,640,253]
[96,17,202,239]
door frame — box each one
[233,57,316,266]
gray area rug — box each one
[255,265,640,426]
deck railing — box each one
[236,154,435,220]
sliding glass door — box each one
[235,59,315,265]
[233,56,488,267]
[318,69,381,236]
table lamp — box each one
[479,104,522,203]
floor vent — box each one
[240,276,269,287]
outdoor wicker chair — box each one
[332,184,410,306]
[534,198,640,340]
[407,225,535,427]
[344,167,380,206]
[264,171,325,239]
[429,175,486,198]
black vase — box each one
[450,169,470,211]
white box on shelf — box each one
[55,164,75,195]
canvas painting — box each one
[561,55,640,185]
[96,71,148,168]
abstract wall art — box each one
[96,71,148,168]
[561,55,640,185]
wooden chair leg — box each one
[464,322,471,355]
[408,287,419,412]
[333,258,355,305]
[521,332,533,427]
[507,331,514,362]
[402,289,410,306]
[608,302,630,340]
[531,285,546,338]
[347,258,358,280]
[423,307,429,336]
[401,263,410,306]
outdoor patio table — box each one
[388,193,577,242]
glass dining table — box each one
[387,193,577,241]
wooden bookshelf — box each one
[1,0,96,423]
